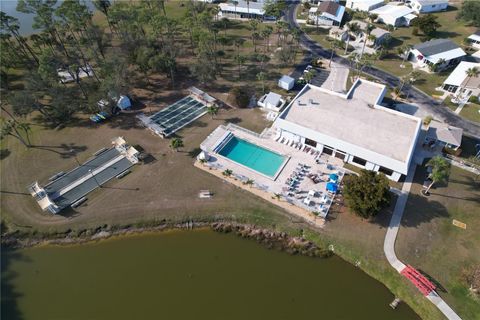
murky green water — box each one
[2,230,419,320]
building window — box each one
[305,138,317,148]
[378,166,394,176]
[352,156,367,166]
[323,147,334,155]
[334,150,346,161]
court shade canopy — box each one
[139,96,208,137]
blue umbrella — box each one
[329,173,338,182]
[326,182,338,193]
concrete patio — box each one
[198,124,346,224]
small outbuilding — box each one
[278,75,295,91]
[257,92,286,112]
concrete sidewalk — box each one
[383,165,462,320]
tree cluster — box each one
[457,1,480,27]
[343,170,391,219]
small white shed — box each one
[278,75,295,91]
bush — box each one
[343,170,391,219]
[468,95,479,104]
[412,27,419,36]
[423,115,433,126]
[228,87,250,108]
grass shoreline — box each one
[2,213,437,319]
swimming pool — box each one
[217,136,287,178]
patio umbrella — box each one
[329,173,338,182]
[326,182,338,193]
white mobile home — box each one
[408,39,466,72]
[309,1,345,26]
[409,0,448,14]
[274,79,422,181]
[467,31,480,50]
[218,1,272,20]
[441,61,480,99]
[345,0,385,12]
[370,5,417,27]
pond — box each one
[1,230,420,320]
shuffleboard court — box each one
[140,96,207,137]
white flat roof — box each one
[371,5,414,19]
[279,75,295,83]
[426,48,467,64]
[351,0,384,4]
[468,33,480,42]
[443,61,480,87]
[278,81,420,163]
[219,1,264,15]
[265,92,282,106]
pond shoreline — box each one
[1,221,332,258]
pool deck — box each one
[198,124,346,226]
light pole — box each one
[70,149,81,167]
[89,169,101,188]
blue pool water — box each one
[218,137,286,178]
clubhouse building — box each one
[273,79,422,181]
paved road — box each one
[284,1,480,138]
[283,4,465,318]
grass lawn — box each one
[396,166,480,320]
[164,1,190,19]
[413,70,450,96]
[443,97,459,112]
[459,103,480,123]
[349,3,475,100]
[388,5,475,49]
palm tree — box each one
[252,31,260,52]
[359,24,375,60]
[261,25,273,52]
[423,156,450,196]
[235,54,247,79]
[231,0,239,19]
[329,39,342,67]
[169,138,184,152]
[221,17,230,36]
[345,22,361,55]
[457,67,480,100]
[304,69,316,83]
[367,34,377,47]
[406,70,421,99]
[16,122,32,146]
[256,71,266,93]
[399,44,412,68]
[222,169,233,177]
[244,178,254,186]
[207,105,219,119]
[368,13,378,23]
